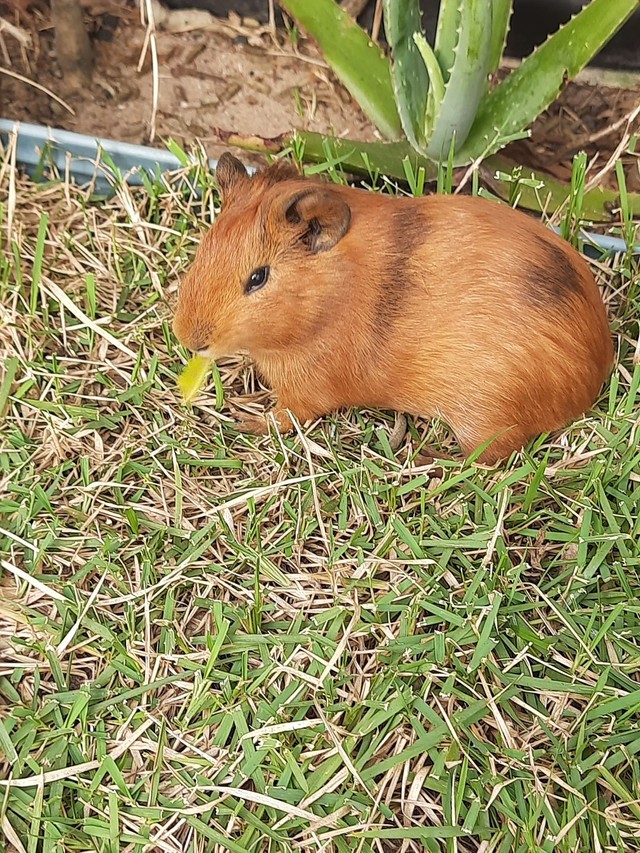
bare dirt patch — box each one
[0,1,638,189]
[0,3,377,168]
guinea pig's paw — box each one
[236,413,271,435]
[237,409,295,436]
[269,408,295,433]
[414,445,457,466]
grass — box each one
[0,136,639,853]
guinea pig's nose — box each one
[171,314,187,346]
[191,324,214,353]
[173,314,212,352]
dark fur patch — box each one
[526,236,583,306]
[187,320,214,352]
[374,202,426,333]
[257,160,301,189]
[216,153,249,200]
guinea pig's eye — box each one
[245,266,270,294]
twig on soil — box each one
[0,17,31,47]
[262,47,328,69]
[139,0,160,142]
[3,129,17,243]
[51,0,94,91]
[268,0,276,36]
[0,66,75,114]
[388,412,407,451]
[340,0,370,18]
[555,101,640,161]
[371,0,383,42]
[585,102,640,194]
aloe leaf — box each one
[382,0,429,151]
[426,0,493,159]
[217,128,640,222]
[413,32,446,131]
[460,0,640,162]
[484,152,640,223]
[219,128,437,182]
[433,0,462,82]
[279,0,401,140]
[487,0,514,78]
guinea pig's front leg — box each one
[237,409,293,436]
[237,401,317,436]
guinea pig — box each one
[172,152,614,464]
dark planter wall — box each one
[502,0,640,71]
[159,0,640,72]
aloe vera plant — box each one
[279,0,639,166]
[218,127,640,221]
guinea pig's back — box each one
[360,191,613,444]
[413,193,612,367]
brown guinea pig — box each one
[172,152,614,464]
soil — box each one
[156,0,640,74]
[0,0,639,191]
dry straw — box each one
[0,138,639,852]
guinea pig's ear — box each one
[283,189,351,253]
[215,153,249,203]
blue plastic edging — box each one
[0,118,637,256]
[0,118,259,191]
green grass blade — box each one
[220,128,437,182]
[460,0,640,162]
[467,593,503,673]
[220,129,640,220]
[484,151,640,220]
[382,0,430,152]
[279,0,402,140]
[425,0,494,158]
[2,147,640,852]
[31,212,48,316]
[0,717,18,763]
[0,356,19,418]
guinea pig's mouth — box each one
[196,345,242,360]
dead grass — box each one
[0,138,639,853]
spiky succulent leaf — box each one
[459,0,640,162]
[487,0,514,79]
[382,0,430,151]
[413,32,446,137]
[425,0,493,159]
[433,0,462,82]
[218,128,640,221]
[279,0,402,140]
[218,127,438,181]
